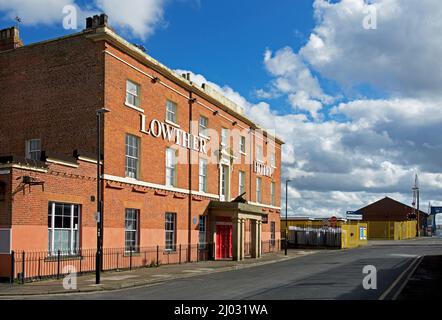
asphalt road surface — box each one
[21,238,442,300]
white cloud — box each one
[260,46,334,119]
[0,0,167,39]
[95,0,165,39]
[300,0,442,98]
[0,0,77,25]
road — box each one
[21,238,442,300]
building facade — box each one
[0,15,283,278]
[356,197,426,240]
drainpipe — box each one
[249,128,253,200]
[188,90,194,262]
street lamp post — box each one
[285,179,291,256]
[96,108,110,285]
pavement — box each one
[0,249,316,298]
[397,254,442,299]
[2,237,442,300]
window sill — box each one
[124,252,141,257]
[44,255,83,262]
[165,119,180,128]
[125,102,144,113]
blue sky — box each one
[2,0,442,217]
[0,0,317,116]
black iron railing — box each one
[9,240,282,284]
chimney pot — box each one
[0,26,23,52]
[85,13,108,30]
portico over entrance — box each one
[208,200,263,261]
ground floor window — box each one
[125,209,140,252]
[48,202,80,255]
[165,212,176,251]
[270,221,276,246]
[199,215,207,249]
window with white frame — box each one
[125,80,140,108]
[199,116,209,137]
[48,202,79,255]
[165,212,176,251]
[270,221,276,246]
[271,152,276,167]
[125,209,139,252]
[256,145,263,162]
[270,182,276,206]
[166,100,178,124]
[199,215,207,249]
[221,128,229,147]
[256,177,262,204]
[199,158,208,193]
[239,171,246,195]
[239,136,246,154]
[26,139,41,161]
[166,148,177,187]
[125,134,140,179]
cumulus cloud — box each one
[300,0,442,98]
[96,0,165,39]
[0,0,167,39]
[0,0,78,25]
[260,47,334,119]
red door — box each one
[216,224,232,259]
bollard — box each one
[57,250,61,279]
[21,251,25,284]
[156,245,159,266]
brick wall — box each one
[0,33,104,159]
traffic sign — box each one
[330,216,338,228]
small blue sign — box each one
[431,207,442,215]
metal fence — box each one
[287,227,341,248]
[9,240,282,283]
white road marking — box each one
[378,256,422,300]
[389,254,419,258]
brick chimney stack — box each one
[85,14,109,29]
[0,27,23,52]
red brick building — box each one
[0,15,283,279]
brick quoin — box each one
[0,14,283,272]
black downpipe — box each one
[188,91,194,262]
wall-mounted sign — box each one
[253,161,274,177]
[140,115,209,155]
[435,213,442,226]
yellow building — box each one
[281,217,368,249]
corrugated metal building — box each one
[355,197,427,240]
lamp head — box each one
[97,108,111,114]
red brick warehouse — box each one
[0,14,284,279]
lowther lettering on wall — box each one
[140,115,208,155]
